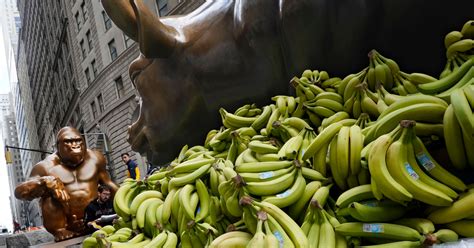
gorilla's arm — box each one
[94,151,119,194]
[15,162,63,201]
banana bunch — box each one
[239,211,281,248]
[301,69,331,85]
[271,95,299,118]
[241,196,310,247]
[369,121,459,206]
[329,124,367,190]
[218,167,246,218]
[367,50,398,92]
[304,91,345,120]
[335,184,407,222]
[363,95,447,143]
[444,20,474,60]
[443,87,474,169]
[392,71,419,95]
[300,204,339,248]
[291,76,325,102]
[320,77,343,93]
[113,179,146,222]
[343,82,379,120]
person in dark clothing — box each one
[84,185,116,233]
[121,153,140,180]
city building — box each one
[13,0,205,228]
[0,94,31,228]
[65,0,204,182]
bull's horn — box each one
[131,0,177,58]
[101,0,138,41]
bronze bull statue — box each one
[102,0,474,164]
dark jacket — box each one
[84,198,115,229]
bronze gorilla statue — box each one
[101,0,474,164]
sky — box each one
[0,24,15,232]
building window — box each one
[81,1,87,21]
[97,94,104,112]
[102,11,112,30]
[80,39,86,59]
[123,33,132,48]
[156,0,169,16]
[115,76,124,99]
[90,101,97,118]
[75,12,81,30]
[85,68,91,83]
[86,30,92,51]
[108,39,117,61]
[91,59,97,77]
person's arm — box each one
[134,165,140,180]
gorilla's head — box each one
[56,127,86,167]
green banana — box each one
[168,162,211,189]
[417,57,474,94]
[446,220,474,237]
[336,184,375,208]
[129,190,163,216]
[393,218,435,235]
[433,229,459,243]
[337,201,406,222]
[335,222,422,241]
[288,181,322,220]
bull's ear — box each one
[101,0,138,41]
[131,0,177,58]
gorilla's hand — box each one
[42,176,70,203]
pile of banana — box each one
[83,20,474,248]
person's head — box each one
[56,127,86,167]
[121,153,131,164]
[97,184,112,203]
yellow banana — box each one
[385,122,452,206]
[244,167,296,196]
[288,181,322,220]
[303,122,343,160]
[253,200,309,248]
[349,125,363,175]
[209,231,252,248]
[428,190,474,224]
[263,169,306,208]
[368,128,413,204]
